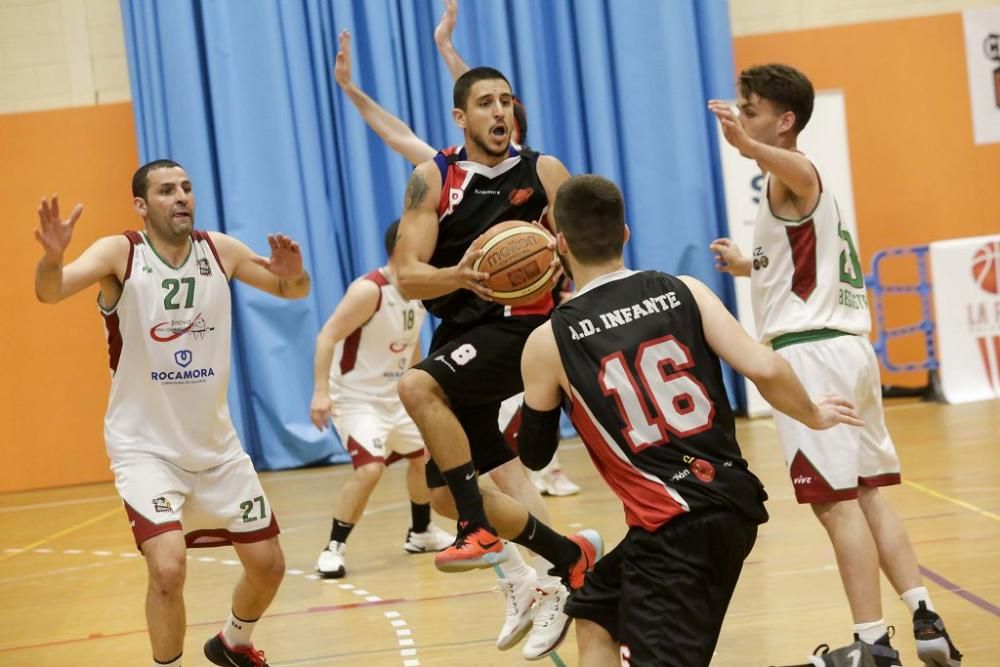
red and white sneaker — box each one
[433,522,508,573]
[204,632,268,667]
[565,530,603,590]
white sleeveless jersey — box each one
[329,269,425,400]
[750,161,871,344]
[101,230,242,471]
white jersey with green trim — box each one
[329,268,425,401]
[749,161,871,344]
[101,230,242,471]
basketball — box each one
[971,241,999,295]
[472,221,557,306]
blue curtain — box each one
[121,0,738,470]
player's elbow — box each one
[34,287,61,304]
[745,351,784,386]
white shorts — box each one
[331,394,425,469]
[113,453,279,549]
[772,334,900,503]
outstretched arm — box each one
[394,161,492,301]
[215,232,311,299]
[334,30,435,166]
[709,237,752,278]
[310,279,381,431]
[34,195,125,304]
[434,0,470,81]
[680,275,863,430]
[707,100,819,215]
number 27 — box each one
[240,495,267,523]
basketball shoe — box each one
[315,540,346,578]
[770,633,899,667]
[531,465,581,497]
[913,601,963,666]
[204,632,268,667]
[434,521,507,572]
[522,583,572,660]
[563,530,603,590]
[403,524,454,553]
[496,572,537,650]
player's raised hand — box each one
[434,0,458,47]
[333,30,353,89]
[454,244,493,300]
[251,234,304,278]
[707,100,752,152]
[808,395,864,430]
[310,392,332,431]
[709,237,751,277]
[34,195,83,261]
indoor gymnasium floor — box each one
[1,399,996,666]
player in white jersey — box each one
[34,160,311,667]
[309,221,453,578]
[709,65,962,666]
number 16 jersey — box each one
[550,269,767,532]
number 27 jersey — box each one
[550,270,767,532]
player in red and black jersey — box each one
[394,68,602,632]
[519,174,865,666]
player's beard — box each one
[471,128,510,159]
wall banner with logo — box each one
[930,234,1000,404]
[963,7,1000,145]
[717,90,858,416]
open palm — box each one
[250,234,303,278]
[34,195,83,258]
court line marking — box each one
[903,479,1000,522]
[0,506,122,563]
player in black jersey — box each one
[394,67,601,626]
[518,174,864,666]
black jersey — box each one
[551,270,768,531]
[426,145,554,325]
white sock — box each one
[153,655,182,666]
[531,554,561,587]
[221,610,258,648]
[901,586,934,614]
[854,619,888,644]
[496,542,534,580]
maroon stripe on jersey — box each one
[437,158,470,218]
[346,436,384,469]
[340,327,362,375]
[570,394,686,531]
[123,501,182,551]
[194,229,228,278]
[786,220,817,301]
[363,269,388,312]
[385,447,425,467]
[858,472,901,488]
[103,310,123,374]
[503,405,523,452]
[123,230,141,280]
[788,450,857,503]
[186,515,281,548]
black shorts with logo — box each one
[416,315,547,488]
[565,509,758,667]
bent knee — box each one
[354,462,386,487]
[397,369,443,412]
[147,556,187,592]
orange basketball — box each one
[472,221,557,306]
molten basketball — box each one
[972,241,999,295]
[472,221,557,306]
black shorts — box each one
[416,315,547,488]
[565,510,758,667]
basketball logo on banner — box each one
[972,240,1000,295]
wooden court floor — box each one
[1,400,997,666]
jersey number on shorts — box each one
[240,495,268,523]
[162,278,196,310]
[598,336,714,452]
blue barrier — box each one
[865,245,938,374]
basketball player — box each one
[333,29,582,655]
[518,173,868,666]
[393,67,602,660]
[33,160,311,667]
[309,221,453,578]
[709,64,962,666]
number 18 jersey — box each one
[550,269,767,532]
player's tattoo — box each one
[404,170,429,210]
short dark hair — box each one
[131,159,183,198]
[739,64,814,134]
[384,220,401,257]
[453,66,511,110]
[553,175,626,264]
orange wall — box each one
[735,13,1000,386]
[0,103,139,492]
